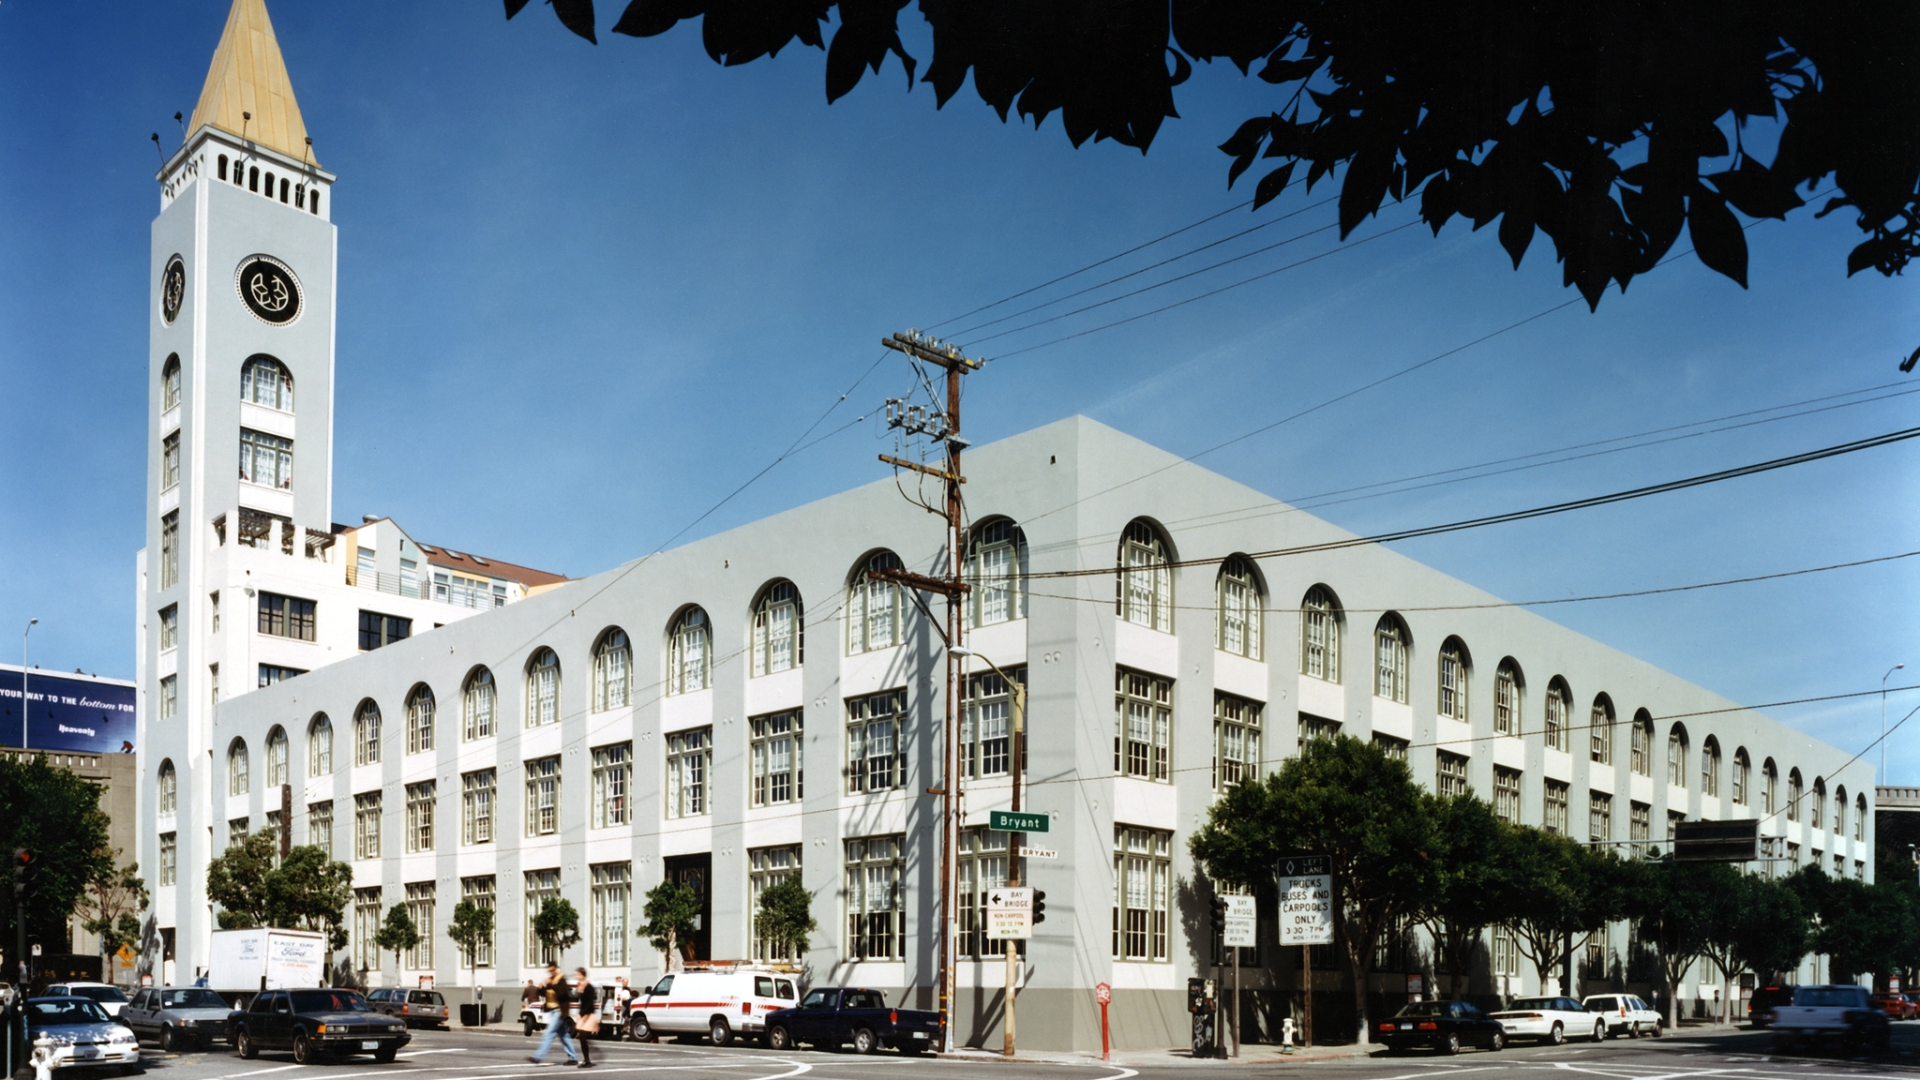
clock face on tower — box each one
[160,255,185,324]
[235,255,302,326]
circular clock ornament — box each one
[160,255,185,324]
[234,255,302,326]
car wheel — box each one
[710,1018,733,1047]
[767,1026,793,1052]
[852,1027,879,1055]
[236,1030,257,1060]
[1548,1022,1565,1046]
[1439,1033,1461,1055]
[374,1046,398,1064]
[1592,1021,1606,1043]
[1490,1031,1506,1052]
[293,1034,315,1066]
[629,1014,653,1042]
[1652,1020,1665,1038]
[158,1026,177,1054]
[523,1015,536,1037]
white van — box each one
[626,969,799,1046]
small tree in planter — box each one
[447,901,497,1021]
[374,904,421,980]
[753,880,816,963]
[533,897,582,964]
[639,881,702,972]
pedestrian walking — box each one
[613,978,632,1040]
[528,963,578,1066]
[572,969,599,1068]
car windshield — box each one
[1395,1002,1446,1017]
[290,990,369,1013]
[161,989,227,1009]
[1505,998,1561,1011]
[67,986,129,1004]
[1795,988,1862,1008]
[29,1000,110,1025]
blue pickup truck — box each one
[763,987,939,1054]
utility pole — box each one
[1004,676,1025,1057]
[874,329,980,1054]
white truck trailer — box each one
[207,928,327,991]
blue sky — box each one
[2,4,1915,777]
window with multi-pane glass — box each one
[1437,751,1469,798]
[354,701,381,766]
[1298,713,1340,751]
[750,712,802,807]
[464,669,495,740]
[592,743,631,827]
[241,356,294,410]
[847,552,904,654]
[1543,781,1569,835]
[666,729,710,818]
[1437,642,1467,720]
[1591,699,1613,764]
[1495,664,1520,735]
[525,869,560,965]
[229,741,250,795]
[845,836,903,960]
[1669,730,1689,787]
[1630,802,1650,856]
[1544,685,1569,752]
[847,690,906,794]
[1117,522,1172,632]
[405,882,434,969]
[969,521,1025,627]
[1493,767,1521,822]
[1299,586,1340,681]
[751,583,803,676]
[958,828,1012,959]
[308,801,333,858]
[1631,718,1650,775]
[239,428,293,489]
[525,757,560,836]
[462,770,495,844]
[962,668,1025,779]
[1216,557,1261,659]
[160,512,178,589]
[669,609,710,694]
[1113,826,1171,962]
[525,650,560,727]
[406,687,434,754]
[591,863,631,967]
[159,605,178,651]
[308,715,332,774]
[266,728,289,786]
[405,782,434,853]
[353,888,381,972]
[1213,694,1262,790]
[461,876,495,967]
[1115,669,1171,782]
[258,592,316,640]
[749,847,802,961]
[354,792,381,859]
[1374,617,1408,703]
[593,630,630,711]
[1589,791,1612,845]
[1704,741,1723,798]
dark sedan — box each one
[1377,1000,1507,1055]
[230,989,409,1065]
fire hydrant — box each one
[1281,1017,1296,1053]
[30,1034,56,1080]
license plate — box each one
[362,1040,380,1049]
[912,1032,929,1040]
[1399,1024,1411,1031]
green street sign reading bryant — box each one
[989,811,1049,834]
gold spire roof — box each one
[188,0,317,166]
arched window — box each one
[162,355,181,411]
[1787,768,1803,822]
[240,355,294,411]
[525,649,560,727]
[406,685,435,754]
[593,629,632,710]
[1631,710,1653,776]
[1856,793,1867,840]
[668,609,710,695]
[248,165,258,192]
[1590,694,1615,764]
[1811,777,1826,829]
[1834,785,1847,838]
[1701,736,1721,797]
[847,551,904,654]
[158,760,177,814]
[1216,556,1264,660]
[1299,585,1342,681]
[264,170,275,198]
[1373,614,1410,703]
[228,738,250,796]
[1437,637,1470,721]
[463,668,496,740]
[1494,659,1523,736]
[1116,520,1172,632]
[309,188,321,216]
[217,154,228,181]
[308,714,332,774]
[751,583,802,677]
[266,726,289,786]
[1543,678,1571,752]
[1763,758,1779,814]
[1667,724,1689,787]
[1733,748,1751,804]
[969,520,1026,627]
[354,700,382,766]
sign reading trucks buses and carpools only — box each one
[1277,855,1334,946]
[0,666,137,755]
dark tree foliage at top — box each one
[505,0,1918,310]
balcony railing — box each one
[346,566,505,609]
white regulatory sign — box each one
[986,887,1033,940]
[1223,895,1258,948]
[1019,846,1059,860]
[1277,873,1333,945]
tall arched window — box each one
[668,609,710,695]
[158,760,177,814]
[751,583,802,677]
[1733,748,1751,804]
[1494,659,1523,736]
[1701,736,1721,797]
[266,726,289,787]
[1216,556,1263,660]
[1437,637,1470,720]
[1116,520,1172,632]
[969,520,1026,627]
[463,668,495,740]
[1787,768,1803,822]
[1856,793,1867,840]
[1631,710,1654,776]
[228,739,250,796]
[1763,758,1779,814]
[240,355,294,411]
[525,649,560,727]
[354,700,382,766]
[162,355,181,411]
[1810,777,1825,829]
[1590,695,1615,764]
[406,685,436,754]
[1300,586,1342,681]
[593,628,632,710]
[1373,614,1410,703]
[1543,679,1571,752]
[1834,785,1847,838]
[847,552,904,654]
[1667,724,1689,787]
[308,714,332,774]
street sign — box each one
[1223,895,1257,948]
[1674,818,1759,862]
[990,811,1049,833]
[1019,846,1059,860]
[1277,855,1329,877]
[987,886,1033,940]
[1095,982,1111,1005]
[1277,868,1333,946]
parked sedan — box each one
[123,987,234,1051]
[24,996,144,1075]
[1871,994,1915,1021]
[1376,1000,1507,1055]
[1489,997,1606,1044]
[230,988,409,1064]
[1581,993,1665,1038]
[367,988,449,1029]
[45,984,133,1019]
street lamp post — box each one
[21,619,36,751]
[1885,663,1906,787]
[950,645,1026,1057]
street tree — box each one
[0,752,114,971]
[640,880,702,972]
[1504,827,1625,998]
[1728,874,1812,983]
[506,1,1920,310]
[753,880,817,961]
[374,903,421,977]
[205,829,279,929]
[1630,857,1721,1027]
[1689,863,1751,1022]
[447,901,497,1009]
[533,897,583,962]
[1190,733,1438,1043]
[78,850,149,981]
[263,845,354,953]
[1416,794,1523,999]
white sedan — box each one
[25,996,144,1074]
[1489,996,1607,1044]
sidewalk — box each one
[941,1041,1378,1067]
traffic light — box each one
[11,848,30,893]
[1208,897,1227,937]
[1032,890,1047,925]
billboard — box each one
[0,667,137,755]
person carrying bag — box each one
[571,969,599,1068]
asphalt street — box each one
[105,1020,1920,1080]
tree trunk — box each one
[1349,946,1372,1045]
